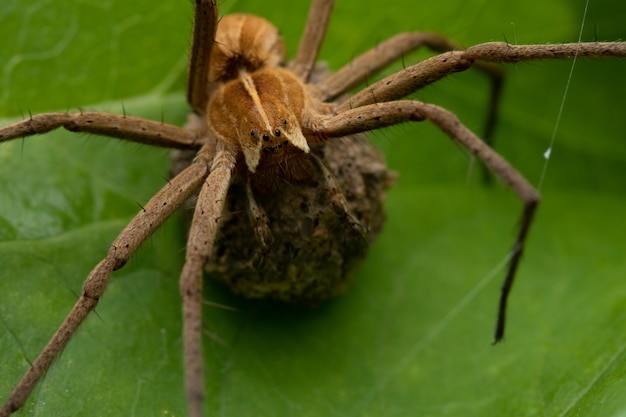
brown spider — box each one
[1,0,625,416]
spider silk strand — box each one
[537,0,589,191]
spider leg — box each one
[318,32,504,183]
[180,147,235,417]
[246,180,274,248]
[187,0,218,116]
[310,153,367,237]
[464,41,626,63]
[337,51,480,112]
[291,0,335,81]
[0,111,200,149]
[318,32,504,103]
[315,100,541,343]
[320,33,506,185]
[0,162,209,417]
[337,41,626,112]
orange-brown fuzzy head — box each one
[208,68,309,172]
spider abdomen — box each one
[209,14,286,83]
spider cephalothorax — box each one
[208,66,311,172]
[1,1,625,416]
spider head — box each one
[240,99,310,172]
[208,69,310,173]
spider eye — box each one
[280,119,287,126]
[262,133,270,141]
[274,129,281,137]
[250,130,256,137]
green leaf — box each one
[1,0,625,416]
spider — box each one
[1,0,625,416]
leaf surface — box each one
[0,0,625,416]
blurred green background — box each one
[0,0,625,416]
